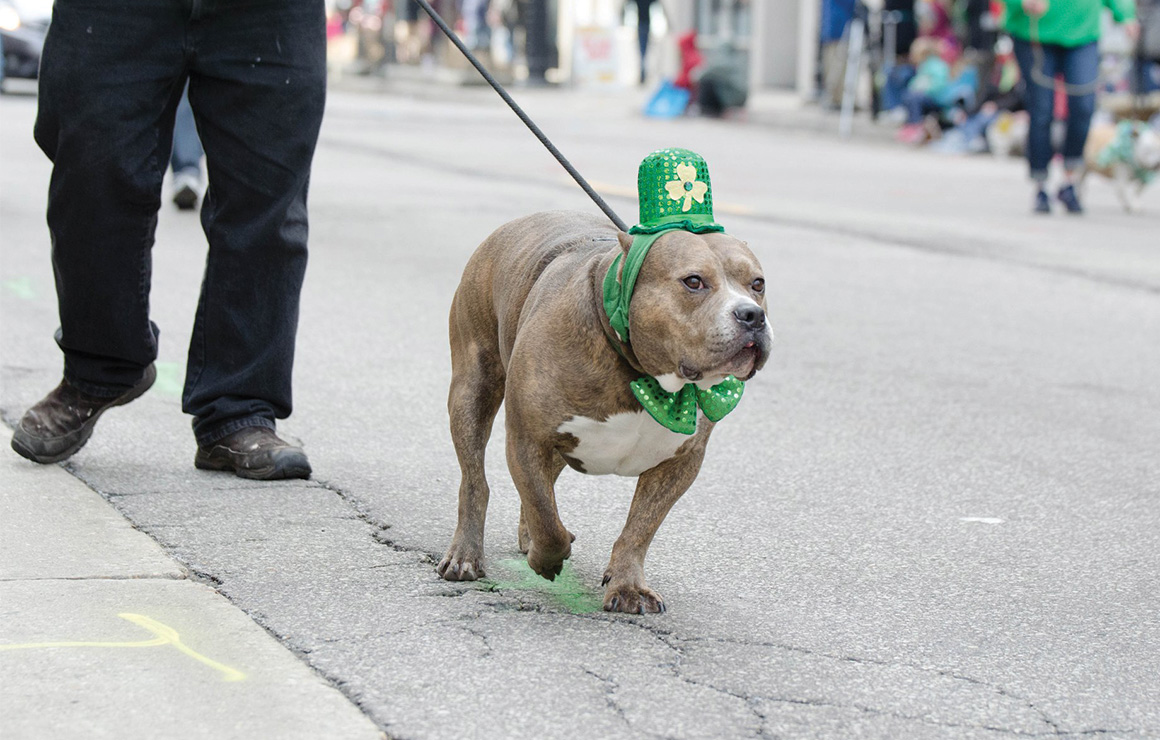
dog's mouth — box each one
[723,342,762,380]
[681,339,767,385]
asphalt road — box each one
[2,83,1158,739]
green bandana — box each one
[602,231,663,345]
[602,148,745,435]
[1097,120,1157,185]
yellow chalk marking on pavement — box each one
[0,612,246,682]
[583,179,755,217]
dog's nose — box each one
[733,305,765,329]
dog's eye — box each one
[682,275,706,291]
[751,278,765,293]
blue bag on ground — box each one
[644,80,691,118]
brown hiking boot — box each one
[194,426,312,480]
[11,364,157,464]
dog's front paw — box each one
[603,570,668,617]
[437,543,484,581]
[603,578,666,614]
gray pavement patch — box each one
[0,430,183,581]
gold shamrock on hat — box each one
[664,163,708,213]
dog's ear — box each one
[617,231,633,255]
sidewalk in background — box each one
[328,63,899,144]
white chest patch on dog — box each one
[557,411,690,476]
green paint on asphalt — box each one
[3,277,36,300]
[479,558,603,614]
[153,362,185,397]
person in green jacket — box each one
[1005,0,1139,213]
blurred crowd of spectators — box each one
[820,0,1160,156]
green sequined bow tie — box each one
[630,375,745,435]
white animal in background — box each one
[1082,120,1160,213]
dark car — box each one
[0,0,52,85]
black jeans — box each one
[34,0,327,445]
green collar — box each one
[601,224,743,434]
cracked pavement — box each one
[3,84,1159,739]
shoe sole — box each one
[11,364,158,464]
[194,448,312,481]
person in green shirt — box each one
[1005,0,1139,213]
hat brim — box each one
[628,214,724,235]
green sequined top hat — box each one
[600,147,745,435]
[629,147,725,236]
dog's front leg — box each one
[603,439,708,614]
[507,426,572,580]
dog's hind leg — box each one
[438,297,506,582]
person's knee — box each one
[1068,94,1095,122]
[33,112,60,161]
[1025,93,1053,126]
[56,132,167,212]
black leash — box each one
[412,0,629,232]
[1028,16,1100,96]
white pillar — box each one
[661,0,694,32]
[749,0,804,90]
[796,0,820,99]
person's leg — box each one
[170,82,204,210]
[181,0,326,452]
[901,88,928,123]
[13,0,187,462]
[33,0,186,393]
[1012,37,1058,207]
[958,105,998,141]
[1060,41,1098,187]
[882,64,916,112]
[170,83,203,176]
[636,0,654,84]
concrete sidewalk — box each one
[328,64,899,144]
[0,427,383,740]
